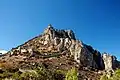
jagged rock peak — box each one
[102,53,119,71]
[43,24,76,40]
[47,24,54,28]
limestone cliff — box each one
[6,24,120,72]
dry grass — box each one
[0,61,15,69]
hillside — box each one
[0,24,120,80]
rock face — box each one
[7,24,120,71]
[102,53,119,72]
[102,53,113,71]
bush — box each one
[100,74,109,80]
[36,67,53,80]
[65,67,78,80]
[100,69,120,80]
[54,70,66,80]
[12,72,21,80]
[0,64,68,80]
[20,71,38,80]
[111,69,120,80]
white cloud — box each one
[0,49,8,55]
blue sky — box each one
[0,0,120,59]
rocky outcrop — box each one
[6,24,120,71]
[44,24,76,40]
[102,53,119,72]
[43,25,98,68]
[69,40,97,68]
[102,53,113,71]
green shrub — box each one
[56,70,66,75]
[36,67,54,80]
[100,69,120,80]
[111,69,120,80]
[100,74,109,80]
[0,65,68,80]
[0,71,13,78]
[20,71,38,80]
[12,72,20,80]
[65,67,78,80]
[54,70,66,80]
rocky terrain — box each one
[0,24,120,80]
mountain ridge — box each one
[6,24,120,70]
[0,24,120,80]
